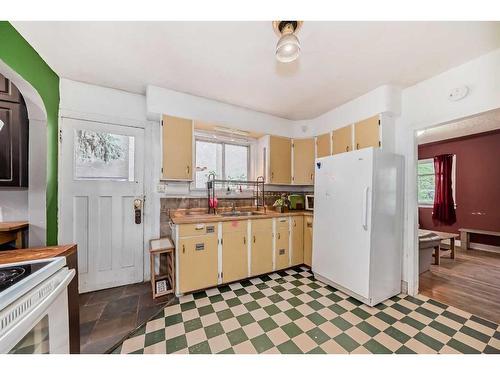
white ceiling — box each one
[12,21,500,120]
[417,108,500,144]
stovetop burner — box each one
[0,261,52,293]
[0,266,26,284]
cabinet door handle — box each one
[243,236,246,244]
[271,172,274,181]
[356,143,360,150]
[346,146,349,152]
[278,233,281,240]
[253,235,256,243]
[294,220,296,227]
[186,165,190,176]
[182,244,185,253]
[310,173,313,180]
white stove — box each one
[0,257,75,354]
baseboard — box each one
[401,280,408,294]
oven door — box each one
[0,268,75,354]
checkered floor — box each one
[114,267,500,354]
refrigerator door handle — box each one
[362,186,369,230]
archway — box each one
[0,60,48,246]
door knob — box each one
[133,199,142,224]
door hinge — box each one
[378,119,381,125]
[221,272,223,279]
[219,238,223,245]
[59,129,63,143]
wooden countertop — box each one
[170,209,313,225]
[0,221,29,232]
[0,244,77,264]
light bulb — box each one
[276,33,300,63]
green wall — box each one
[0,21,59,245]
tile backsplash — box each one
[159,191,313,238]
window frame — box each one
[193,133,251,190]
[417,156,457,207]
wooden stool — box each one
[149,237,175,298]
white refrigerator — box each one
[312,147,404,307]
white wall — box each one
[0,190,29,222]
[60,79,149,125]
[28,118,47,246]
[396,48,500,294]
[291,85,402,138]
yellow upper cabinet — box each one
[316,133,331,158]
[332,125,353,155]
[162,114,193,180]
[269,136,292,184]
[292,138,315,185]
[354,115,380,150]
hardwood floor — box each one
[419,247,500,324]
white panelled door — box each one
[59,118,145,293]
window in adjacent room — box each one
[417,156,456,206]
[194,137,250,189]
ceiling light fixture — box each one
[273,21,303,63]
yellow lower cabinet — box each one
[178,235,218,294]
[222,221,248,284]
[275,224,290,270]
[251,219,273,276]
[304,216,313,267]
[291,216,304,266]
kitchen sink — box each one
[220,211,265,217]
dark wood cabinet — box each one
[0,73,28,188]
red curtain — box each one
[432,154,456,225]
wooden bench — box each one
[459,228,500,250]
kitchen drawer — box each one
[222,220,248,233]
[276,217,289,229]
[178,223,218,237]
